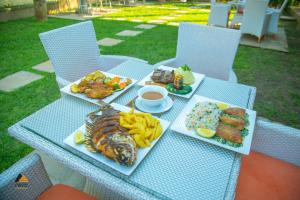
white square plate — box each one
[60,71,137,105]
[137,66,205,99]
[170,95,256,155]
[63,103,170,176]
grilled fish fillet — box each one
[216,123,242,144]
[224,108,246,118]
[219,115,245,130]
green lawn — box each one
[0,3,300,172]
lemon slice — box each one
[217,103,229,110]
[196,128,216,138]
[74,130,85,144]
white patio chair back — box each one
[176,23,241,80]
[241,0,270,39]
[267,0,288,34]
[252,118,300,167]
[208,2,231,28]
[279,0,288,13]
[39,21,101,82]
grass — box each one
[0,3,300,172]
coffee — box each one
[142,91,163,100]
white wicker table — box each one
[8,60,256,200]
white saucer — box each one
[135,96,173,114]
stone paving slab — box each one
[168,7,179,10]
[48,14,100,21]
[0,71,43,92]
[32,60,54,73]
[147,20,166,24]
[135,24,156,29]
[116,30,142,37]
[280,15,296,21]
[171,14,182,17]
[130,19,143,22]
[240,28,288,52]
[116,18,126,21]
[167,22,180,26]
[97,38,123,46]
[175,10,188,13]
[159,16,175,20]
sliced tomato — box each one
[119,82,126,89]
[111,77,121,83]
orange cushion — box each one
[235,151,300,200]
[38,184,96,200]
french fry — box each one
[129,129,140,135]
[134,135,148,148]
[145,128,152,139]
[119,109,163,148]
[154,125,162,140]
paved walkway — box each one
[240,28,288,52]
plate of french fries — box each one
[63,103,170,176]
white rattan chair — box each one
[252,118,300,167]
[235,118,300,199]
[0,153,96,200]
[39,21,147,88]
[229,0,246,27]
[154,23,241,82]
[267,0,288,35]
[240,0,272,42]
[208,0,231,28]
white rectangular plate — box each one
[60,71,137,105]
[170,95,256,155]
[63,103,170,176]
[137,66,205,99]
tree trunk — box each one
[33,0,47,21]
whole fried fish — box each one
[85,105,137,166]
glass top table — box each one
[9,60,256,200]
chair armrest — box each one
[98,55,148,72]
[153,58,177,68]
[0,153,52,200]
[251,118,300,167]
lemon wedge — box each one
[74,130,85,144]
[196,128,216,138]
[217,103,229,110]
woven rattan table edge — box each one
[8,125,163,200]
